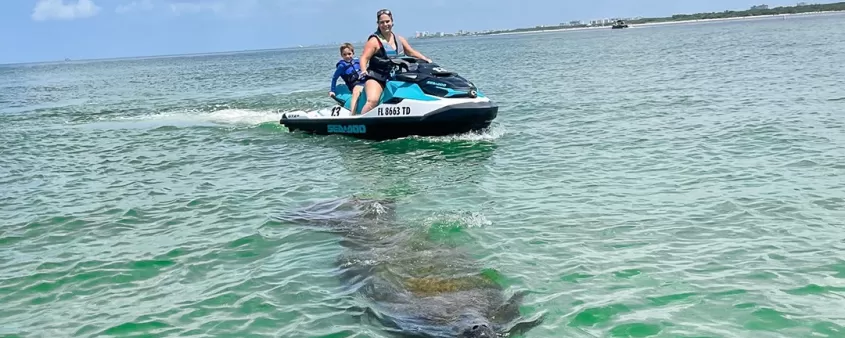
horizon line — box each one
[5,2,844,66]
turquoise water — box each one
[2,13,845,337]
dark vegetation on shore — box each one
[417,2,845,38]
[629,1,845,24]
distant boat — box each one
[611,20,629,29]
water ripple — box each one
[3,14,845,337]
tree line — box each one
[629,2,845,24]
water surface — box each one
[2,13,845,337]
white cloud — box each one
[116,0,154,14]
[168,1,225,15]
[32,0,101,21]
[168,0,258,19]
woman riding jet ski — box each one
[358,8,431,115]
[280,9,499,141]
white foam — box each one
[103,108,317,126]
[424,210,493,229]
[406,123,507,143]
[200,109,287,125]
[76,107,323,131]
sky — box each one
[0,0,827,64]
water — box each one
[2,13,845,337]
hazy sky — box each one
[0,0,826,64]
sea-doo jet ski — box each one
[280,56,498,141]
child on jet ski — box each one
[329,43,365,115]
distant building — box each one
[750,4,770,10]
[415,31,437,38]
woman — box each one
[358,8,432,115]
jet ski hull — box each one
[280,101,497,141]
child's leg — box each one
[349,84,364,115]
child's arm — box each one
[330,66,343,94]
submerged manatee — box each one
[280,196,544,337]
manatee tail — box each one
[275,196,398,234]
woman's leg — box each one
[349,84,364,115]
[360,79,384,115]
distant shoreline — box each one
[414,2,845,40]
[486,10,845,37]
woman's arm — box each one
[359,37,379,74]
[399,36,431,62]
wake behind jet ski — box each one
[280,56,498,141]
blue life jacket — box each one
[336,58,361,90]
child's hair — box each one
[339,43,354,54]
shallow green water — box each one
[2,13,845,338]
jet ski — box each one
[280,56,498,141]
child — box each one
[330,43,365,115]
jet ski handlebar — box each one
[389,56,431,70]
[394,56,430,64]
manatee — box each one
[279,196,545,338]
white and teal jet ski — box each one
[280,56,498,141]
